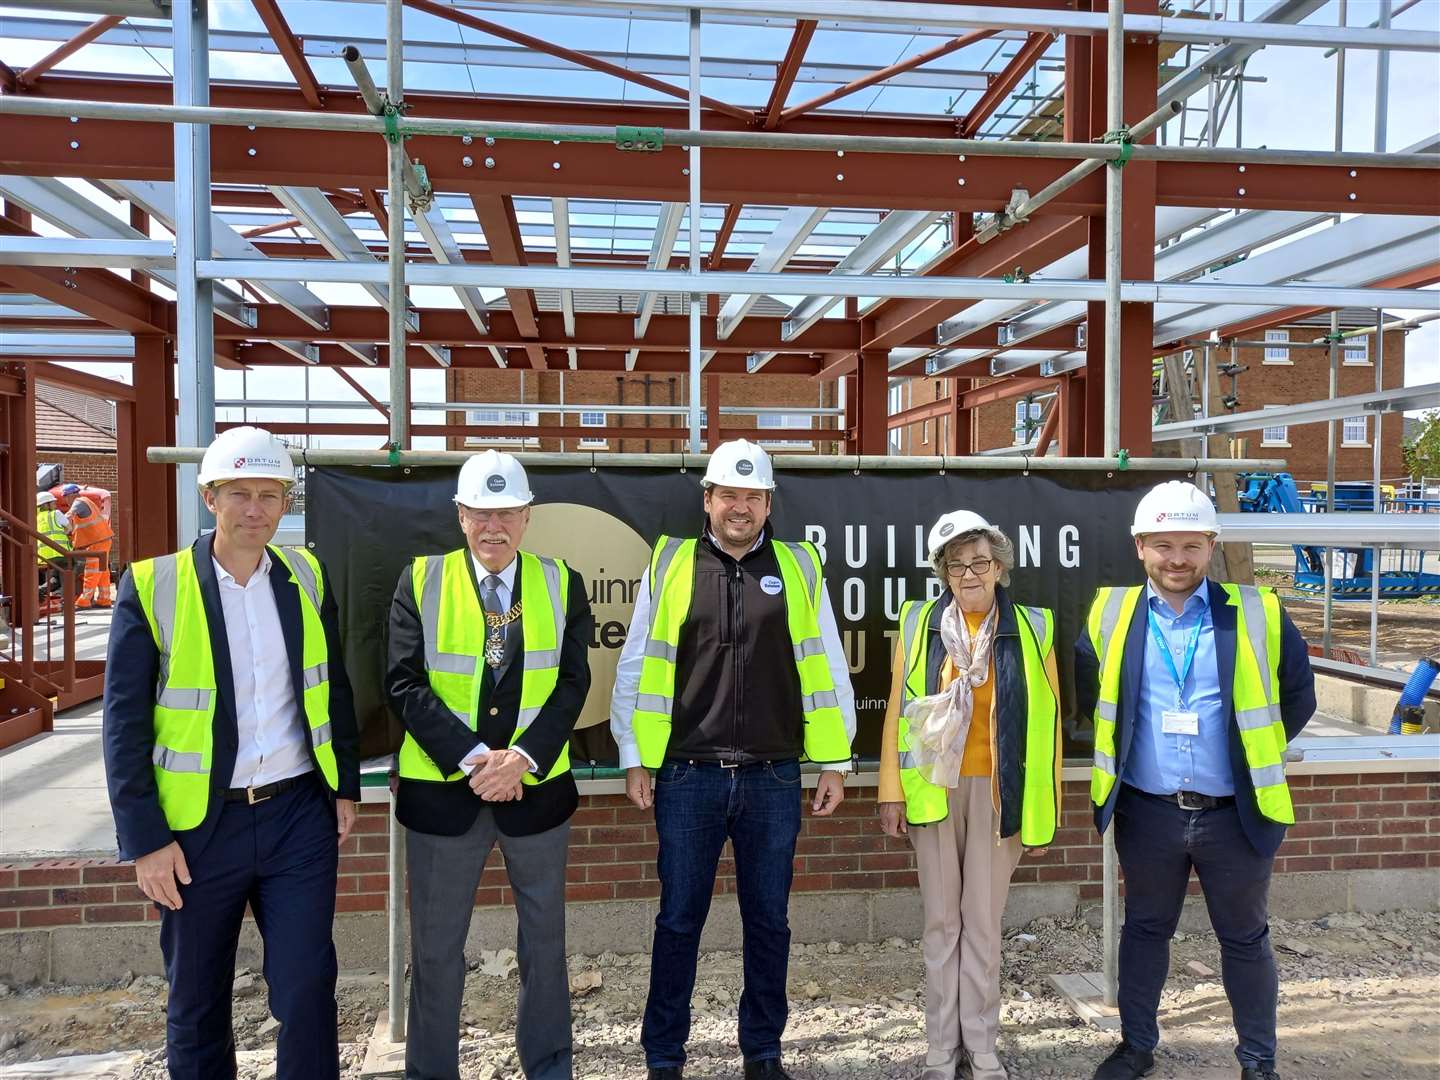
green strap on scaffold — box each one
[383,106,402,145]
[1116,448,1131,470]
[1102,127,1135,168]
[387,442,402,466]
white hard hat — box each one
[926,509,1003,569]
[196,426,295,489]
[455,449,533,509]
[703,439,775,491]
[36,490,56,505]
[1131,480,1221,537]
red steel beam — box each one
[242,217,303,238]
[9,78,1435,217]
[236,306,861,353]
[361,189,389,236]
[250,0,325,109]
[956,32,1054,138]
[0,60,16,94]
[886,396,953,430]
[707,203,743,270]
[780,29,996,123]
[866,216,1088,351]
[471,193,546,369]
[16,16,121,89]
[32,360,136,400]
[959,375,1054,410]
[762,20,817,130]
[334,367,390,418]
[1033,394,1060,455]
[403,0,752,123]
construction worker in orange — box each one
[65,482,115,608]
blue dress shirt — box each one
[1123,580,1234,797]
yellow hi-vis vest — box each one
[398,549,572,785]
[130,545,339,832]
[37,508,69,567]
[631,536,850,769]
[1087,583,1294,824]
[895,598,1060,843]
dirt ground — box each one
[1251,562,1440,672]
[1,909,1438,1079]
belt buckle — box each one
[246,784,271,805]
[1175,791,1204,812]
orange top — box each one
[941,609,993,777]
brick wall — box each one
[443,370,843,455]
[45,452,118,492]
[2,772,1435,932]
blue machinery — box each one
[1237,473,1440,600]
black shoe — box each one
[744,1060,794,1080]
[1092,1041,1155,1080]
[1241,1070,1280,1080]
[647,1069,683,1080]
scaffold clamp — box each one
[1102,127,1135,169]
[616,126,664,152]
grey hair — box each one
[930,527,1015,587]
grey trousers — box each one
[404,810,573,1080]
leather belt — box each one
[222,774,309,805]
[1171,790,1235,811]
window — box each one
[578,410,607,448]
[1261,406,1289,447]
[757,412,812,448]
[1344,336,1370,365]
[1263,329,1290,364]
[1342,415,1368,445]
[1012,400,1043,445]
[934,380,946,401]
[888,426,902,454]
[921,419,930,444]
[465,407,540,446]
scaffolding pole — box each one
[172,0,213,546]
[386,0,409,452]
[1101,0,1123,1012]
[688,8,702,454]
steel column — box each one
[857,345,888,455]
[129,334,177,560]
[173,0,214,545]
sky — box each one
[0,0,1436,450]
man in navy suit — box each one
[1076,481,1314,1080]
[103,426,359,1080]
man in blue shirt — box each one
[1075,481,1315,1080]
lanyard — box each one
[1146,606,1203,709]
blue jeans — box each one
[1114,784,1279,1070]
[641,759,803,1069]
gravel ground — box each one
[2,909,1438,1078]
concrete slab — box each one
[565,898,654,956]
[0,928,50,985]
[50,925,162,984]
[1348,868,1440,913]
[1002,883,1080,928]
[869,888,924,941]
[787,889,871,944]
[1268,871,1353,920]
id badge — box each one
[1162,710,1200,736]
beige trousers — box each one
[909,776,1023,1065]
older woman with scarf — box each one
[878,510,1063,1080]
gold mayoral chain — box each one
[484,601,522,668]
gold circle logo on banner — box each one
[526,503,650,731]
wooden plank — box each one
[1046,972,1122,1031]
[359,1011,406,1078]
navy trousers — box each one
[1114,784,1279,1070]
[159,775,340,1080]
[642,759,803,1070]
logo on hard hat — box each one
[735,459,754,476]
[487,474,507,493]
[1156,511,1200,523]
[939,522,955,537]
[234,457,246,468]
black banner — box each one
[308,464,1176,763]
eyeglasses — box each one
[945,558,993,578]
[461,507,523,526]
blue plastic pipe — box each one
[1389,657,1439,734]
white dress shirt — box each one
[461,554,537,774]
[215,552,313,789]
[609,533,856,771]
